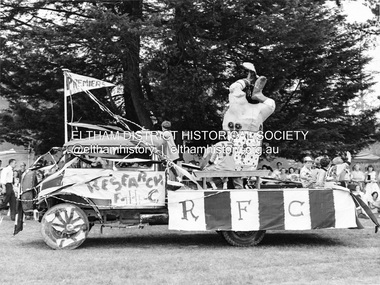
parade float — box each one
[17,65,379,250]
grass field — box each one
[0,214,379,285]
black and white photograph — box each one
[1,0,380,284]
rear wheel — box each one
[41,203,89,250]
[221,230,266,247]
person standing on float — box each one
[222,62,275,188]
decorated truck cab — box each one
[21,133,176,249]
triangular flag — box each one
[65,72,115,96]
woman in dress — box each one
[351,164,365,189]
[364,165,380,202]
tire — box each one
[221,230,266,247]
[41,203,89,250]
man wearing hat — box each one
[300,156,314,187]
[161,120,171,131]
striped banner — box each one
[168,189,358,231]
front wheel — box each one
[41,203,89,250]
[221,230,266,247]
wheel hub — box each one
[65,224,75,231]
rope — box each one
[65,72,131,131]
[70,94,74,124]
[23,72,204,211]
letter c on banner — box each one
[288,200,304,217]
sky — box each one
[343,0,380,116]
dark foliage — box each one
[0,0,379,157]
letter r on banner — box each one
[180,200,199,221]
[168,191,206,231]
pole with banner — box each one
[62,69,117,142]
[62,68,70,143]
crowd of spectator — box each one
[260,156,380,217]
[259,161,303,183]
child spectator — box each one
[287,167,299,182]
[368,192,380,217]
[279,168,288,181]
[13,177,20,199]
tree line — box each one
[0,0,379,159]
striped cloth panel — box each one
[168,188,358,231]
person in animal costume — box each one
[221,62,276,188]
[222,62,275,173]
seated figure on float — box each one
[302,156,331,188]
[200,140,235,189]
[325,152,352,187]
[306,156,331,188]
[309,154,352,191]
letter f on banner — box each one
[237,200,251,220]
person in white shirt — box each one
[0,159,17,220]
[300,156,313,187]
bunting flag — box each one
[64,72,115,96]
[13,198,24,235]
[350,193,380,233]
[168,188,359,231]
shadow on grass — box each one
[19,239,51,250]
[82,232,226,249]
[80,231,343,249]
[260,232,344,247]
